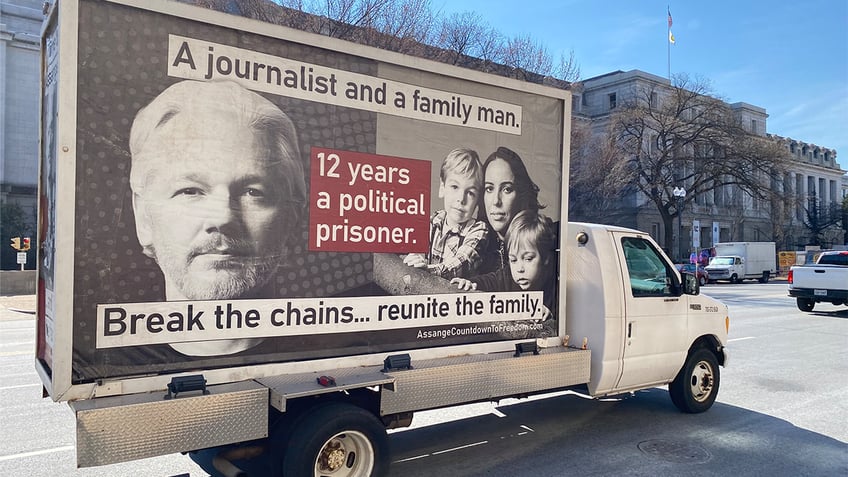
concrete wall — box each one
[0,270,36,295]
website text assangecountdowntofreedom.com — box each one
[417,322,544,340]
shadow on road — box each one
[389,388,847,476]
[805,308,848,319]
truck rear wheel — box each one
[729,274,739,284]
[669,348,719,413]
[796,297,815,312]
[282,403,389,477]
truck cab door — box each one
[613,233,689,391]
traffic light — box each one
[10,237,21,251]
[22,237,31,251]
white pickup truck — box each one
[788,251,848,312]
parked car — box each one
[676,263,709,286]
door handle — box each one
[628,322,633,338]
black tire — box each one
[730,274,739,284]
[796,297,815,312]
[759,271,770,283]
[282,403,389,477]
[669,348,720,414]
[698,276,707,286]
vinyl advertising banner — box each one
[43,0,566,386]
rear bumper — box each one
[789,288,848,302]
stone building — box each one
[571,69,845,256]
[0,3,845,270]
[0,0,41,269]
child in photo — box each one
[403,148,489,279]
[451,210,558,318]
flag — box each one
[667,7,675,43]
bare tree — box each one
[607,74,792,254]
[284,0,392,38]
[194,1,579,83]
[501,34,553,79]
[802,192,843,247]
[367,0,436,52]
[841,196,848,245]
[766,179,797,251]
[433,11,488,64]
[568,119,630,224]
[554,49,580,83]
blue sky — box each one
[438,0,848,168]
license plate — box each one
[814,289,827,296]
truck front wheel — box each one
[283,403,389,477]
[796,297,815,312]
[669,348,720,413]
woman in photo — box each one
[477,146,545,274]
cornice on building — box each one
[729,102,767,116]
[768,133,841,173]
[582,69,671,89]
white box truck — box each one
[705,242,776,283]
[36,1,729,475]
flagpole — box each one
[667,6,671,80]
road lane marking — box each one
[0,446,74,462]
[394,454,429,463]
[393,441,489,463]
[728,337,756,342]
[0,383,41,391]
[431,441,488,455]
[0,351,31,357]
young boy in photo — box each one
[403,148,489,279]
[451,210,558,318]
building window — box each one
[650,92,658,108]
[572,95,580,113]
[608,92,617,110]
[751,119,757,134]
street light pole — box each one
[673,186,687,262]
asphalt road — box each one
[1,282,846,476]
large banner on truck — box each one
[47,0,565,382]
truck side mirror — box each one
[682,272,699,296]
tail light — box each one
[787,270,793,284]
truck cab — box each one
[705,255,744,283]
[565,223,729,400]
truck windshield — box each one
[710,257,734,266]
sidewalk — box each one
[0,294,36,320]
